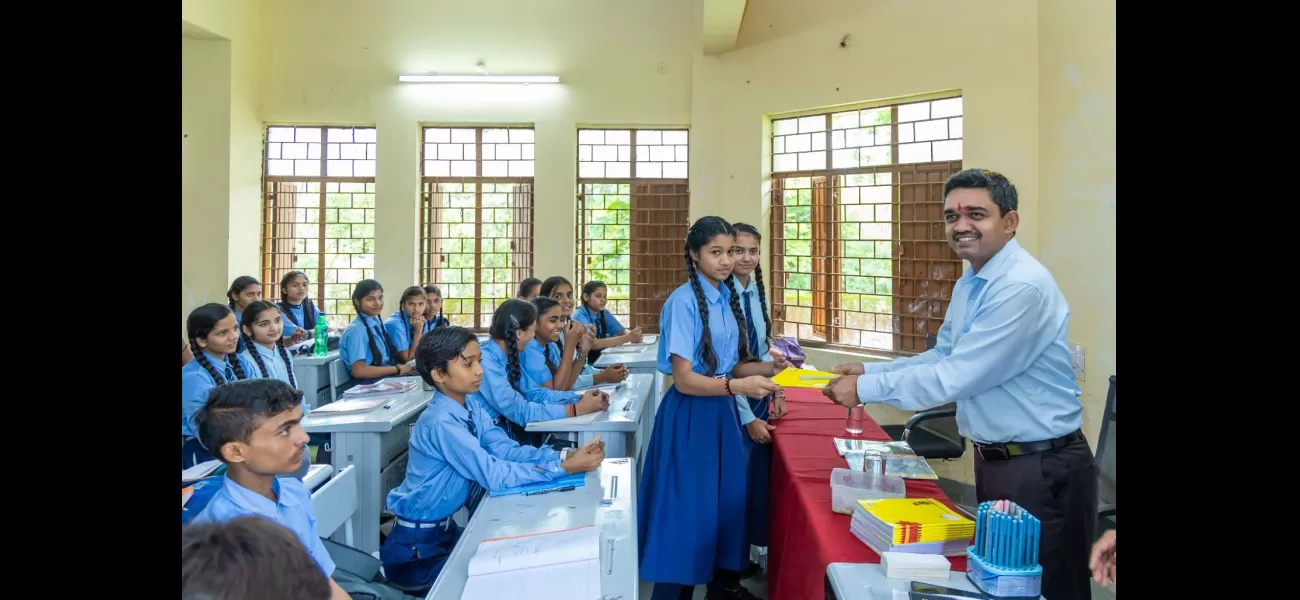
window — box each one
[419,127,535,330]
[575,129,691,332]
[261,126,377,329]
[770,97,964,354]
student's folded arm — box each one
[480,420,560,464]
[348,360,398,380]
[479,362,569,425]
[432,420,560,489]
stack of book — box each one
[850,497,974,557]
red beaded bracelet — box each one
[723,378,732,395]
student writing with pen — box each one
[381,326,605,596]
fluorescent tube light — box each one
[398,74,560,84]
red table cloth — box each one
[766,388,969,600]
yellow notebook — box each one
[855,497,975,544]
[771,367,839,389]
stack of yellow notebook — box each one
[850,497,974,557]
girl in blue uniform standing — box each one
[638,216,782,600]
[384,286,430,364]
[381,326,606,594]
[339,279,414,385]
[181,303,257,468]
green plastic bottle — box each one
[313,314,328,357]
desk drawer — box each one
[379,450,409,507]
[378,423,412,467]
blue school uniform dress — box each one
[339,314,400,385]
[240,343,298,387]
[474,341,572,441]
[573,306,626,363]
[382,392,567,592]
[193,474,337,578]
[279,300,326,338]
[181,351,259,468]
[638,273,749,586]
[731,275,773,548]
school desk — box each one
[425,458,638,600]
[525,373,654,465]
[825,562,1045,600]
[300,376,431,555]
[593,341,666,442]
[766,388,970,600]
[293,350,341,409]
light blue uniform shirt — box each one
[383,311,437,357]
[387,393,565,521]
[472,340,569,425]
[555,330,599,389]
[279,301,327,337]
[854,239,1082,444]
[522,339,601,392]
[573,306,626,338]
[339,314,396,368]
[658,273,740,377]
[181,351,259,437]
[240,343,297,387]
[194,474,336,577]
[730,276,774,425]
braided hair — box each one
[352,279,400,366]
[490,298,538,393]
[240,301,299,389]
[732,222,774,349]
[580,280,608,339]
[422,285,449,329]
[227,276,261,314]
[188,303,249,387]
[684,217,757,376]
[531,296,563,377]
[398,286,429,340]
[278,270,318,330]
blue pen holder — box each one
[967,500,1043,598]
[966,548,1042,598]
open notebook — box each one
[460,525,601,600]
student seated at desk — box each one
[183,515,333,600]
[189,379,351,600]
[384,286,431,364]
[183,303,257,469]
[240,301,299,389]
[525,296,628,391]
[422,284,451,330]
[382,326,606,595]
[574,280,644,363]
[538,275,599,368]
[516,277,542,300]
[476,299,609,442]
[340,279,414,385]
[278,270,325,343]
[228,275,263,355]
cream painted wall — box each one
[182,35,232,333]
[1039,0,1117,451]
[181,0,263,333]
[257,0,695,314]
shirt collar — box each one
[222,474,298,509]
[695,272,729,305]
[963,237,1023,282]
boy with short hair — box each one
[182,515,331,600]
[191,379,350,600]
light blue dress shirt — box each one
[554,331,599,389]
[383,310,437,357]
[279,301,327,337]
[181,351,259,437]
[730,276,774,425]
[193,475,336,577]
[386,393,565,521]
[658,273,740,377]
[854,239,1082,444]
[339,314,396,368]
[573,306,626,338]
[521,339,594,394]
[240,343,297,387]
[472,340,569,425]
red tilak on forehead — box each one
[956,203,964,211]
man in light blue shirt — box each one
[822,169,1097,600]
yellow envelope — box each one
[771,367,840,389]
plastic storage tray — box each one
[829,469,906,514]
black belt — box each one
[974,429,1084,461]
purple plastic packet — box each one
[772,336,806,368]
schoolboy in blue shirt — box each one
[190,378,351,600]
[382,326,606,594]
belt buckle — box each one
[977,443,1008,460]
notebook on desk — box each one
[460,525,601,600]
[488,472,586,497]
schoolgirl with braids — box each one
[539,275,597,367]
[421,285,451,330]
[474,298,609,443]
[238,301,300,389]
[227,276,262,354]
[637,216,784,600]
[384,286,430,363]
[277,270,326,342]
[522,297,628,394]
[339,279,414,384]
[573,280,644,364]
[728,221,791,567]
[181,303,258,468]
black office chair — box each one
[879,334,967,460]
[1096,375,1116,532]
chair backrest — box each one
[925,333,937,351]
[1095,375,1116,505]
[327,358,351,403]
[312,464,358,542]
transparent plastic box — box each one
[829,468,907,514]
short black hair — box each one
[182,516,331,600]
[194,379,303,463]
[415,325,477,388]
[943,169,1018,216]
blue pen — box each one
[974,505,985,555]
[991,513,1000,566]
[1029,516,1039,566]
[1013,517,1023,568]
[983,505,994,559]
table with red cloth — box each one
[766,388,969,600]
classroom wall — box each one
[1038,0,1117,452]
[181,0,263,334]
